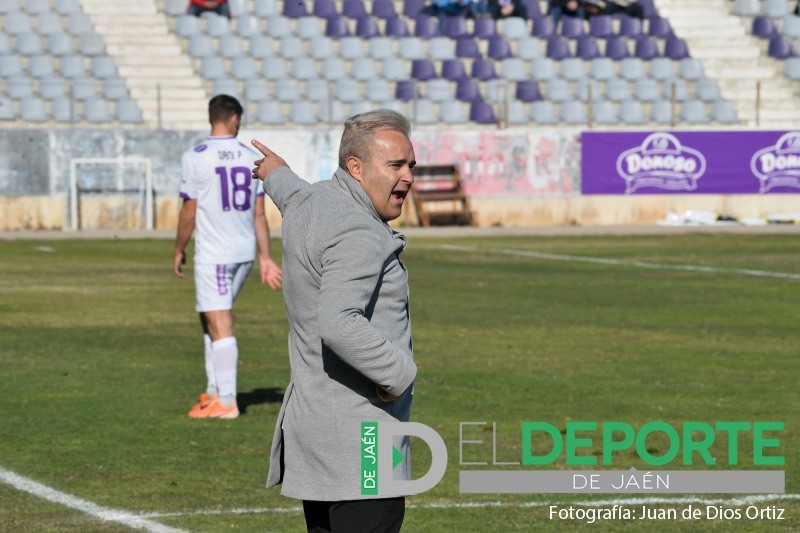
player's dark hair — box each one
[208,94,243,125]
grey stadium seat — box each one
[5,11,32,34]
[619,99,646,123]
[530,57,555,81]
[561,101,587,124]
[680,99,709,124]
[67,13,94,35]
[784,57,800,79]
[274,79,301,102]
[71,77,97,100]
[39,76,67,100]
[319,100,345,123]
[366,78,392,102]
[235,15,261,38]
[60,55,87,78]
[48,33,75,56]
[266,15,291,37]
[0,97,15,120]
[256,100,284,124]
[78,33,105,56]
[500,17,528,40]
[291,56,318,80]
[16,32,43,56]
[290,100,319,124]
[37,12,64,35]
[591,99,618,124]
[279,36,304,58]
[679,58,704,81]
[663,79,690,101]
[51,96,76,121]
[424,79,452,102]
[296,17,323,39]
[218,35,244,59]
[321,56,347,80]
[368,37,394,59]
[56,0,81,15]
[506,100,529,125]
[205,14,231,38]
[351,57,378,81]
[254,0,279,17]
[546,77,572,102]
[428,37,455,60]
[310,36,334,60]
[231,56,257,80]
[261,55,287,80]
[188,34,214,58]
[515,36,542,60]
[248,35,275,59]
[176,15,200,38]
[23,0,49,14]
[605,78,632,101]
[590,57,616,80]
[398,37,425,60]
[335,78,362,102]
[103,77,129,100]
[650,99,673,123]
[84,98,111,122]
[91,56,118,79]
[7,76,34,99]
[634,77,660,101]
[245,79,270,102]
[560,57,586,81]
[201,56,227,79]
[28,54,55,78]
[530,101,558,124]
[696,79,722,102]
[212,79,239,97]
[711,100,738,123]
[338,37,365,60]
[619,58,645,81]
[575,78,601,101]
[440,100,468,123]
[0,55,23,77]
[381,57,408,80]
[649,58,676,81]
[501,58,528,81]
[306,79,331,102]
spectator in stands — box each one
[604,0,644,19]
[549,0,584,22]
[489,0,528,20]
[186,0,230,18]
[422,0,468,17]
[796,1,799,16]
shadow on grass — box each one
[238,387,284,415]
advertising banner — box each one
[582,130,800,195]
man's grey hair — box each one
[338,109,411,170]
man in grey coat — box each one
[251,110,417,532]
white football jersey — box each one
[180,136,264,265]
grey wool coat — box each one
[264,166,417,501]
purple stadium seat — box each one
[589,15,614,39]
[516,80,542,102]
[520,0,540,18]
[326,16,351,37]
[768,35,794,59]
[343,0,367,18]
[752,16,777,39]
[415,15,440,38]
[386,16,411,37]
[546,34,572,59]
[404,0,426,18]
[473,17,497,39]
[635,36,660,59]
[456,78,480,101]
[471,58,497,80]
[284,0,309,18]
[488,36,512,60]
[605,36,630,59]
[356,16,380,38]
[577,35,600,59]
[664,36,689,59]
[443,16,469,38]
[532,16,555,39]
[456,36,481,58]
[313,0,337,18]
[442,58,467,80]
[396,79,417,100]
[411,58,437,80]
[638,0,657,18]
[372,0,397,19]
[647,17,672,38]
[619,15,643,38]
[560,16,584,39]
[470,100,497,124]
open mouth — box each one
[391,190,408,201]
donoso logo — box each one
[615,133,707,194]
[750,132,800,193]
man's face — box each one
[349,130,416,221]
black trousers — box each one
[303,498,405,533]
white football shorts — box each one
[194,261,253,312]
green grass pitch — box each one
[0,232,798,532]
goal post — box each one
[68,157,154,231]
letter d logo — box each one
[378,422,448,497]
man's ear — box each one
[346,156,363,182]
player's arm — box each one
[254,194,282,289]
[174,198,196,279]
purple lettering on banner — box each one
[581,130,800,195]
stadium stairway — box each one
[80,0,208,128]
[656,0,800,128]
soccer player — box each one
[174,94,282,419]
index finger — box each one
[251,139,274,157]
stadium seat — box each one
[335,36,363,59]
[638,0,657,19]
[591,99,617,124]
[395,80,418,101]
[274,79,300,101]
[39,76,66,99]
[60,55,87,78]
[619,15,643,38]
[16,32,43,56]
[256,100,284,124]
[414,15,440,39]
[443,16,470,39]
[290,100,318,124]
[605,36,630,60]
[515,36,542,60]
[261,56,287,80]
[343,0,367,19]
[404,0,426,18]
[425,79,452,102]
[381,57,408,80]
[335,78,362,102]
[188,34,213,57]
[37,12,63,35]
[310,36,334,60]
[0,96,14,120]
[647,17,672,39]
[399,37,426,60]
[366,78,393,101]
[471,59,497,80]
[279,36,304,58]
[248,35,275,59]
[212,79,238,97]
[635,37,660,60]
[679,58,704,81]
[290,55,318,81]
[312,0,336,17]
[442,59,467,81]
[356,16,380,39]
[680,99,709,123]
[84,98,110,122]
[619,99,646,123]
[283,0,309,17]
[561,100,587,124]
[500,17,528,40]
[297,17,323,39]
[782,15,800,39]
[590,57,615,80]
[456,78,480,101]
[455,37,481,58]
[411,59,437,81]
[67,13,93,35]
[516,80,542,102]
[530,100,558,123]
[7,76,34,99]
[254,0,279,17]
[56,0,82,15]
[164,0,186,16]
[351,57,378,81]
[696,79,722,102]
[0,35,9,55]
[201,56,226,79]
[649,57,675,80]
[440,100,469,123]
[575,78,601,101]
[546,77,571,102]
[47,33,75,56]
[0,55,23,77]
[72,77,97,101]
[576,36,601,60]
[386,17,411,38]
[470,100,497,124]
[546,35,572,59]
[733,0,761,16]
[319,56,345,80]
[767,35,794,59]
[91,56,118,79]
[784,57,800,79]
[218,35,244,59]
[663,79,689,101]
[753,16,777,39]
[488,36,513,60]
[227,0,247,17]
[23,0,49,14]
[650,99,673,123]
[474,18,497,39]
[711,100,739,123]
[532,16,555,39]
[372,0,397,19]
[506,99,528,125]
[560,17,584,40]
[305,79,330,101]
[411,99,438,124]
[429,37,456,60]
[78,33,106,56]
[560,57,586,81]
[606,77,632,101]
[765,0,789,18]
[320,100,345,122]
[102,77,129,100]
[589,15,614,39]
[368,37,394,59]
[634,77,660,101]
[530,56,555,81]
[235,15,261,38]
[664,37,689,60]
[501,58,528,81]
[266,15,292,37]
[28,55,55,78]
[176,15,200,37]
[231,56,257,80]
[51,96,75,121]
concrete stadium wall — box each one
[0,127,796,231]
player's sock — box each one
[204,334,218,398]
[211,337,238,404]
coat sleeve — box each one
[317,218,417,398]
[262,166,310,216]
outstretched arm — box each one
[174,198,197,279]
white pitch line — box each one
[437,244,800,281]
[0,466,187,533]
[139,494,800,518]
